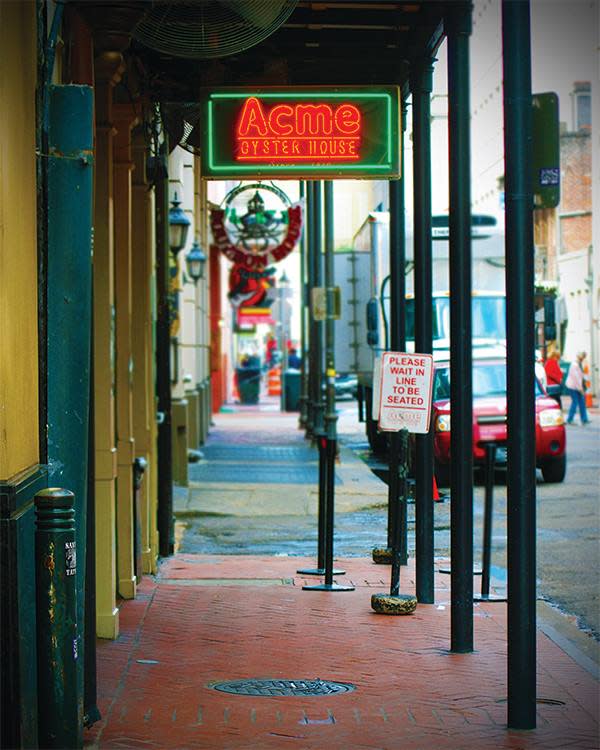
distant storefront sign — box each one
[532,92,560,209]
[202,88,400,179]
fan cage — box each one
[133,0,298,60]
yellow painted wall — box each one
[0,1,39,479]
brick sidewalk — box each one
[85,555,599,749]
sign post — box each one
[371,351,434,615]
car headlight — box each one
[538,409,565,428]
[435,414,451,432]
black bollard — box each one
[371,428,417,614]
[297,435,345,576]
[474,443,507,602]
[35,488,82,749]
[303,438,354,592]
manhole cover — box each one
[210,679,355,697]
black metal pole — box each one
[390,428,409,595]
[387,168,408,557]
[447,1,474,653]
[313,181,324,436]
[502,0,537,730]
[303,181,352,593]
[299,180,309,430]
[481,443,496,598]
[155,144,174,557]
[305,182,315,438]
[412,61,435,603]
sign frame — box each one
[202,87,401,180]
[377,351,434,434]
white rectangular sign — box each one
[377,351,434,434]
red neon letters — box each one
[235,97,362,162]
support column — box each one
[298,180,309,429]
[312,182,325,436]
[447,2,474,653]
[411,62,435,603]
[113,105,138,599]
[132,128,158,575]
[93,52,124,638]
[502,0,537,729]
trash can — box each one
[284,369,301,411]
[236,367,261,404]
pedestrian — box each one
[544,345,563,409]
[565,351,590,425]
[287,347,301,370]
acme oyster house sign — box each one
[202,88,400,179]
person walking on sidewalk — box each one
[544,346,564,409]
[565,351,590,425]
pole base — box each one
[473,593,507,602]
[372,547,393,565]
[297,567,345,576]
[302,583,355,592]
[438,567,483,575]
[83,705,102,728]
[371,593,417,615]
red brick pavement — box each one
[85,555,599,750]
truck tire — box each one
[541,454,566,483]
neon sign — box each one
[202,88,400,179]
[235,97,361,162]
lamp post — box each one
[168,192,191,256]
[168,193,191,385]
[185,239,207,284]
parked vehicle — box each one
[333,210,508,453]
[432,355,567,485]
[334,373,358,400]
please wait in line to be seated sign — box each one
[376,351,434,434]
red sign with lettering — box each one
[235,97,361,163]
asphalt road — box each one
[177,403,599,650]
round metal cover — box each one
[210,679,355,697]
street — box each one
[177,403,600,660]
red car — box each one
[432,357,566,485]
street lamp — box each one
[185,240,207,283]
[168,192,191,256]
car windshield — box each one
[433,361,543,400]
[405,296,506,341]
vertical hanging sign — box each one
[202,87,401,179]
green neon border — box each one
[206,91,396,175]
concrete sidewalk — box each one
[86,403,599,749]
[174,407,387,518]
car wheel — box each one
[434,459,451,487]
[541,454,566,483]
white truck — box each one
[333,211,507,452]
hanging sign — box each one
[210,183,302,310]
[202,87,400,179]
[378,351,434,434]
